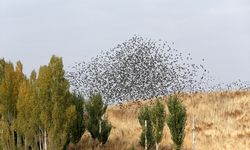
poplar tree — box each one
[138,101,166,150]
[15,70,40,149]
[0,60,25,150]
[85,92,112,149]
[69,93,85,144]
[138,106,155,150]
[0,59,5,82]
[35,55,77,150]
[0,60,14,150]
[166,95,187,150]
[36,65,51,150]
[150,100,166,150]
[48,55,72,149]
[0,56,88,150]
[26,70,41,150]
[16,79,33,149]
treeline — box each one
[0,55,187,150]
[0,56,111,150]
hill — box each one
[71,91,250,150]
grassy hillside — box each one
[70,91,250,150]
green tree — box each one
[85,92,112,149]
[36,65,51,150]
[138,106,155,150]
[166,95,187,150]
[48,55,72,149]
[35,55,77,150]
[150,100,166,150]
[99,119,112,145]
[68,93,85,145]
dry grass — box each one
[69,91,250,150]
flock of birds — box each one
[67,35,250,104]
[207,80,250,92]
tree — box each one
[68,35,208,103]
[35,55,78,150]
[138,101,166,150]
[0,60,25,150]
[138,106,155,150]
[150,100,166,150]
[48,55,72,149]
[99,119,112,146]
[68,93,85,145]
[166,95,187,150]
[85,92,112,149]
[0,56,89,150]
[35,65,51,150]
[0,59,6,82]
[16,79,35,149]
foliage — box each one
[85,92,112,146]
[0,60,25,149]
[38,55,74,149]
[138,100,166,150]
[15,78,37,148]
[166,95,187,150]
[99,119,112,145]
[69,93,85,144]
[138,106,155,149]
[0,56,88,150]
[151,100,166,149]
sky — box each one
[0,0,250,83]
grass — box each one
[69,91,250,150]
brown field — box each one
[70,91,250,150]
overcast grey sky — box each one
[0,0,250,83]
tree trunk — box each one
[99,119,102,134]
[155,142,159,150]
[24,136,27,150]
[7,138,10,150]
[39,132,42,150]
[99,119,102,150]
[34,134,38,150]
[39,131,43,150]
[145,120,147,150]
[44,130,47,150]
